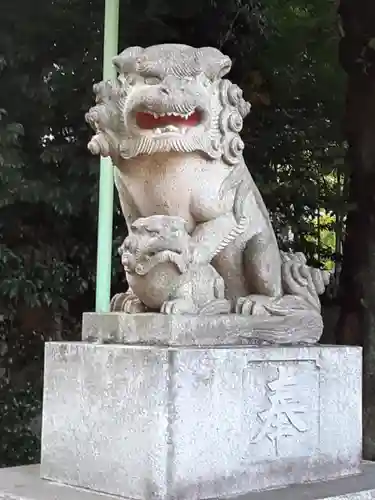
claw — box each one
[110,292,147,313]
[235,295,275,316]
[235,296,254,315]
[160,299,196,315]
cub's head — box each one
[119,215,190,261]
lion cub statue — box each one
[111,215,231,315]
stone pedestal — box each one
[81,311,324,346]
[39,336,362,500]
[3,463,375,500]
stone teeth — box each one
[153,124,189,135]
[146,110,196,119]
[164,125,179,132]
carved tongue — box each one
[136,111,200,130]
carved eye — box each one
[126,75,136,85]
[144,76,161,85]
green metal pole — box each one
[95,0,120,313]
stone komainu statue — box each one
[85,43,330,341]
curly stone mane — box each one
[85,45,251,166]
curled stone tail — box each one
[280,251,331,312]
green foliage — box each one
[306,211,338,271]
[243,0,346,260]
[0,317,43,466]
[0,378,42,467]
[0,0,345,466]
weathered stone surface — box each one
[0,465,114,500]
[85,43,330,344]
[2,463,375,500]
[82,311,324,345]
[40,342,362,500]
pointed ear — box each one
[112,46,144,74]
[168,216,189,233]
[198,47,232,80]
[130,218,143,231]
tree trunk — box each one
[337,0,375,459]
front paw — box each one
[110,292,147,313]
[160,299,196,315]
[185,243,212,267]
[235,295,272,316]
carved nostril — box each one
[160,87,170,95]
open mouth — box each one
[135,109,202,134]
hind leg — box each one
[236,234,282,315]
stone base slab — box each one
[1,463,375,499]
[82,311,324,345]
[40,343,362,500]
